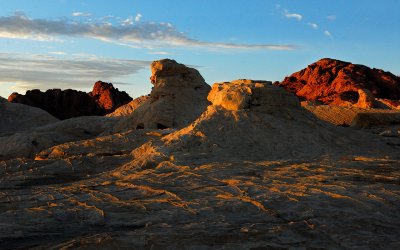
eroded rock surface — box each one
[278,58,400,108]
[0,97,58,136]
[113,59,211,131]
[0,116,119,160]
[1,67,400,249]
[107,95,150,117]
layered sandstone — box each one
[113,59,211,131]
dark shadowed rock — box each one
[8,82,132,119]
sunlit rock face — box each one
[89,81,133,112]
[106,95,150,117]
[208,79,299,111]
[113,59,211,131]
[278,58,400,108]
[8,81,132,119]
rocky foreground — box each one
[1,59,400,249]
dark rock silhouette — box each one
[277,58,400,107]
[8,81,132,119]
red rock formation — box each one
[89,81,132,112]
[8,82,132,119]
[277,58,400,107]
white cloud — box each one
[327,15,336,21]
[308,23,318,29]
[0,53,150,93]
[48,51,66,55]
[121,16,134,26]
[0,13,295,51]
[72,12,92,17]
[135,13,142,22]
[148,51,173,55]
[284,10,303,21]
[324,30,332,37]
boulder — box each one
[278,58,400,107]
[113,59,211,131]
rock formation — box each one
[8,81,132,119]
[0,96,58,136]
[0,116,119,160]
[89,81,133,112]
[113,59,211,131]
[107,95,150,117]
[208,79,299,111]
[1,61,400,249]
[278,58,400,108]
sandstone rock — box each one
[8,89,101,119]
[208,79,299,111]
[0,116,118,160]
[351,112,400,129]
[0,97,58,136]
[354,89,375,109]
[89,81,132,112]
[278,58,400,107]
[113,59,210,131]
[106,95,150,117]
[1,63,400,250]
[8,81,132,119]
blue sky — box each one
[0,0,399,98]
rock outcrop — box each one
[0,96,58,136]
[8,81,132,119]
[208,79,299,111]
[0,116,119,160]
[1,62,400,249]
[89,81,133,112]
[113,59,211,131]
[278,58,400,107]
[107,95,150,117]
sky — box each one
[0,0,399,98]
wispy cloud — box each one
[284,10,303,21]
[0,13,295,51]
[135,13,142,22]
[72,12,92,17]
[327,15,336,21]
[48,51,66,55]
[324,30,332,37]
[308,23,318,29]
[0,53,150,93]
[147,51,174,55]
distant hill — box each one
[277,58,400,108]
[8,81,132,119]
